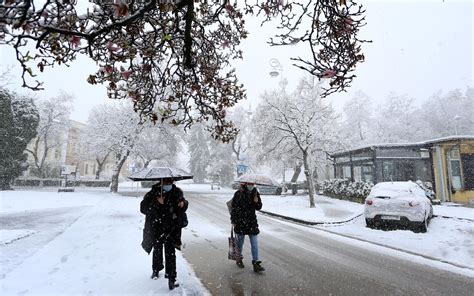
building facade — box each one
[25,120,131,180]
[331,136,474,204]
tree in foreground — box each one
[0,88,39,190]
[1,0,368,141]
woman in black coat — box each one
[230,182,265,272]
[140,180,188,290]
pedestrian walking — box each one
[230,182,265,272]
[140,179,188,290]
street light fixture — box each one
[269,58,283,78]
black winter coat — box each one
[230,187,262,235]
[140,184,188,253]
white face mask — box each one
[163,184,172,192]
[247,185,255,190]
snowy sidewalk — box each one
[0,190,207,295]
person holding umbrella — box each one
[140,178,188,290]
[230,182,265,273]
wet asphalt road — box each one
[181,192,474,296]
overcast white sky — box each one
[1,0,472,123]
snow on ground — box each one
[1,184,473,295]
[0,190,105,213]
[433,203,474,220]
[260,194,363,222]
[0,189,208,296]
[256,191,473,269]
[0,229,37,245]
[319,215,474,269]
[175,183,473,269]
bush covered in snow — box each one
[322,179,373,203]
[14,178,111,187]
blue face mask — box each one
[163,185,172,192]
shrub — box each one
[80,180,110,187]
[322,179,373,203]
[14,178,41,187]
[14,178,110,187]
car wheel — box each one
[365,219,374,229]
[276,188,282,195]
[414,219,428,233]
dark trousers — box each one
[152,241,176,279]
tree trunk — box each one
[110,151,130,193]
[290,162,302,183]
[303,150,316,208]
[143,159,151,169]
[95,152,110,180]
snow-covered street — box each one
[1,185,473,295]
[0,189,207,295]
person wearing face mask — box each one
[140,179,188,290]
[230,182,265,273]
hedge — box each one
[14,178,111,187]
[322,179,373,204]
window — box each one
[461,153,474,190]
[448,148,462,190]
[55,149,61,159]
[85,164,89,175]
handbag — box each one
[228,227,241,261]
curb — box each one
[258,211,474,272]
[259,210,363,225]
[433,215,474,222]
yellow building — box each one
[430,136,474,204]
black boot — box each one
[150,270,159,280]
[168,278,179,290]
[236,260,244,268]
[252,260,265,273]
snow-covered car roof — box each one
[369,181,425,199]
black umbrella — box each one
[128,167,193,182]
[129,167,193,197]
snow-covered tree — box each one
[1,1,368,141]
[420,88,474,138]
[26,92,73,178]
[342,91,372,146]
[133,123,182,170]
[86,102,144,193]
[370,92,423,143]
[187,124,211,183]
[0,88,39,190]
[254,77,339,207]
[228,106,253,164]
[208,140,235,186]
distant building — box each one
[25,120,131,180]
[330,136,474,204]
